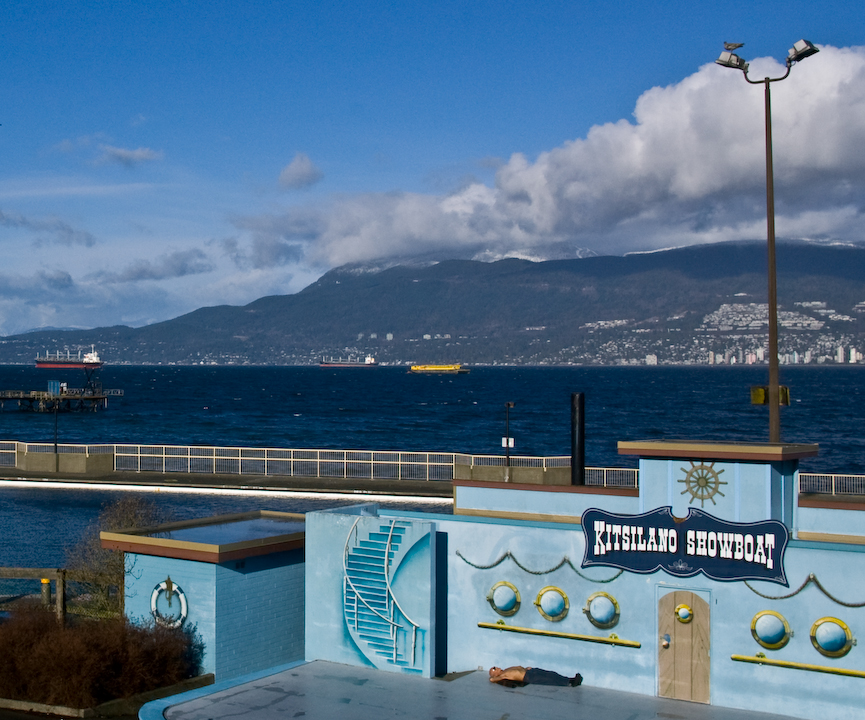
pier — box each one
[0,387,123,412]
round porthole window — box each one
[810,617,854,658]
[674,603,693,624]
[584,591,620,629]
[486,581,521,617]
[751,611,792,650]
[150,578,188,628]
[535,586,569,622]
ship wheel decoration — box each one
[678,461,727,507]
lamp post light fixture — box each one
[503,401,515,481]
[715,39,819,443]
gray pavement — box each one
[148,660,797,720]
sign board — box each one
[581,507,789,585]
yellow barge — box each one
[409,364,470,374]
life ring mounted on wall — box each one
[150,577,188,628]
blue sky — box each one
[1,1,864,334]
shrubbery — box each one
[0,605,204,708]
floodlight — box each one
[715,51,748,71]
[788,39,819,64]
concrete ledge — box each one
[456,465,571,485]
[16,451,114,475]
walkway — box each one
[144,660,796,720]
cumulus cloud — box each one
[233,45,865,268]
[90,249,214,283]
[0,209,96,246]
[278,152,324,189]
[96,144,164,167]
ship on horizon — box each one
[319,355,378,368]
[35,346,104,370]
[409,363,470,374]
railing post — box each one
[56,570,66,625]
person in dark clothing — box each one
[488,665,583,687]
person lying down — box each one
[488,665,583,688]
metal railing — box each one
[0,441,862,495]
[799,473,865,496]
[113,445,457,481]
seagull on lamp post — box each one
[724,42,744,51]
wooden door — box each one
[658,590,710,704]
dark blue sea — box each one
[0,365,862,571]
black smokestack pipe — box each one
[571,392,585,485]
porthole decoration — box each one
[751,611,792,650]
[535,586,569,622]
[150,577,188,628]
[810,617,854,658]
[584,591,620,629]
[674,603,693,624]
[486,581,521,617]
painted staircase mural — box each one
[343,517,427,672]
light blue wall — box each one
[213,550,305,679]
[375,506,865,720]
[639,458,796,526]
[305,507,437,676]
[125,550,305,680]
[455,484,638,519]
[796,506,865,538]
[125,554,218,674]
[709,541,865,720]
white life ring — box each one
[150,580,188,628]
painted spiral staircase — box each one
[343,517,424,672]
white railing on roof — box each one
[799,473,865,496]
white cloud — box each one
[89,249,215,283]
[234,44,865,268]
[278,153,324,189]
[96,144,164,167]
[0,209,96,246]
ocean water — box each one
[0,364,860,471]
[0,365,862,571]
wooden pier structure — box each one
[0,387,123,412]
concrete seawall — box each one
[0,465,454,499]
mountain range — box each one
[2,241,863,365]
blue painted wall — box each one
[305,506,436,676]
[213,550,305,679]
[125,550,304,680]
[125,554,218,674]
[372,502,865,720]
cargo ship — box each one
[320,355,378,368]
[409,364,470,374]
[35,346,104,369]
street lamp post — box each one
[503,402,515,481]
[715,39,819,443]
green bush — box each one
[0,605,204,708]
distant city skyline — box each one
[2,1,864,335]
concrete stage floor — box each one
[144,660,797,720]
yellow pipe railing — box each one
[731,654,865,679]
[478,621,641,648]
